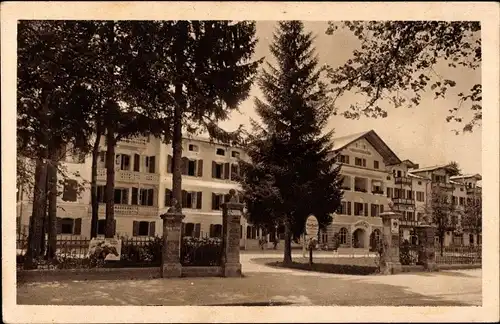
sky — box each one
[218,21,482,175]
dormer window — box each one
[216,148,225,156]
[231,151,240,158]
[188,144,199,152]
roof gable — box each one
[332,130,401,165]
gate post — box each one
[160,200,185,278]
[379,212,403,274]
[416,225,438,271]
[222,189,244,277]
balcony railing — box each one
[400,220,420,227]
[371,189,384,195]
[95,204,159,217]
[392,198,415,205]
[354,187,368,193]
[97,168,159,184]
[394,177,412,186]
[466,187,480,195]
[118,136,148,147]
[432,182,454,190]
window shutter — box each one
[74,218,82,235]
[165,189,172,207]
[364,203,368,216]
[224,162,230,179]
[197,159,203,177]
[212,161,216,178]
[132,188,138,205]
[212,193,216,210]
[196,192,202,209]
[224,193,231,204]
[194,223,201,238]
[56,217,62,234]
[347,202,352,215]
[149,156,156,173]
[181,157,188,175]
[209,224,214,237]
[380,204,384,213]
[181,222,186,236]
[99,151,105,162]
[134,154,140,172]
[231,164,238,180]
[148,188,154,206]
[149,222,156,236]
[182,190,188,208]
[167,155,173,173]
[133,221,139,236]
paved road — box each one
[17,253,481,306]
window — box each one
[354,158,366,167]
[339,201,348,214]
[230,164,240,180]
[397,170,402,177]
[407,211,415,221]
[188,160,196,176]
[407,190,413,200]
[133,221,155,237]
[188,144,199,152]
[114,188,129,204]
[212,193,224,210]
[210,224,223,238]
[338,154,350,164]
[216,148,225,156]
[117,154,130,171]
[469,234,474,245]
[374,160,379,169]
[387,188,393,198]
[321,232,328,244]
[164,189,172,207]
[231,151,240,158]
[62,179,78,202]
[99,151,106,162]
[417,212,423,222]
[354,202,364,216]
[184,223,195,237]
[212,161,229,180]
[57,217,82,235]
[452,233,463,246]
[416,191,425,202]
[97,220,106,235]
[379,204,384,213]
[247,226,257,239]
[387,176,391,180]
[339,228,348,245]
[371,204,380,217]
[145,156,156,173]
[459,197,465,206]
[139,188,154,206]
[460,187,464,192]
[182,191,202,209]
[96,186,105,203]
[418,181,422,185]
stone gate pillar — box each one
[416,225,438,271]
[160,200,185,278]
[222,189,244,277]
[379,211,403,274]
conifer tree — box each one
[237,21,343,264]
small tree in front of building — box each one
[462,195,482,245]
[425,186,458,256]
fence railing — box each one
[17,234,162,269]
[435,245,481,265]
[180,235,223,267]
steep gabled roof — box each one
[332,129,402,165]
[450,174,482,181]
[409,164,455,174]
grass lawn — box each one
[252,256,380,275]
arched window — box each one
[469,234,474,245]
[339,227,348,245]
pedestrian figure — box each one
[273,236,279,249]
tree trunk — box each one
[283,219,293,264]
[24,158,48,269]
[105,122,117,238]
[45,145,59,260]
[90,122,103,238]
[440,234,444,256]
[171,21,188,210]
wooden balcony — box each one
[94,204,159,217]
[97,168,159,184]
[394,177,412,186]
[393,198,415,205]
[118,136,149,148]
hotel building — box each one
[16,130,481,250]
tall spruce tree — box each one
[237,21,343,264]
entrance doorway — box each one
[352,228,366,248]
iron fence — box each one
[16,234,162,269]
[435,245,481,265]
[180,235,223,266]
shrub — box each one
[181,236,222,266]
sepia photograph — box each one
[2,2,499,323]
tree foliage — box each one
[326,21,481,134]
[237,21,344,263]
[462,195,482,237]
[447,161,462,177]
[425,186,458,255]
